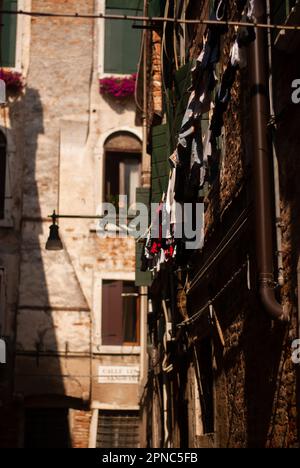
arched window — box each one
[0,131,6,219]
[104,132,142,208]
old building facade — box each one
[0,0,148,448]
[139,0,300,448]
[0,0,299,450]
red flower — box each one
[99,74,137,99]
[0,69,24,96]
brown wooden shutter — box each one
[102,280,123,346]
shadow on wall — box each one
[243,304,287,448]
[0,88,72,448]
[216,283,287,448]
[222,49,299,448]
[273,48,300,448]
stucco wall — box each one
[0,0,144,447]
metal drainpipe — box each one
[266,0,284,287]
[249,0,288,322]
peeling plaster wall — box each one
[0,0,144,448]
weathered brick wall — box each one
[151,31,163,118]
[0,0,142,448]
[70,409,92,449]
[269,41,300,449]
[191,0,299,448]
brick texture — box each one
[70,409,92,449]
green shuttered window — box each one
[173,62,191,138]
[135,187,151,287]
[151,124,170,204]
[0,0,18,67]
[104,0,143,74]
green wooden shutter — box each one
[104,1,143,74]
[135,187,151,287]
[106,0,142,8]
[0,0,17,67]
[172,62,192,143]
[151,124,170,204]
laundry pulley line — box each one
[0,9,300,32]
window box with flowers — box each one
[99,74,137,101]
[0,69,25,101]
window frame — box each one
[97,0,143,77]
[95,409,141,448]
[104,149,142,207]
[0,0,30,72]
[89,406,141,448]
[0,0,18,68]
[101,279,140,347]
[94,128,142,210]
[93,271,141,354]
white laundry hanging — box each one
[230,40,248,69]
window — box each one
[102,280,140,346]
[24,408,71,448]
[104,0,143,74]
[105,152,141,207]
[104,133,142,208]
[0,0,18,68]
[0,131,6,219]
[96,410,140,448]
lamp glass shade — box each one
[46,224,63,251]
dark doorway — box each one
[24,408,71,448]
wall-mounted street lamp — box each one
[46,212,63,251]
[46,211,105,251]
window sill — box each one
[99,72,135,79]
[94,345,141,355]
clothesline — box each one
[1,10,300,31]
[177,260,249,330]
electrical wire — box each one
[0,10,299,31]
